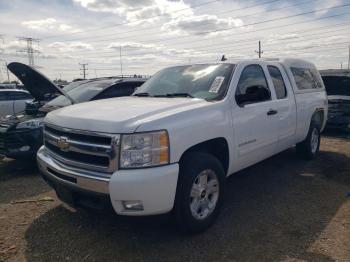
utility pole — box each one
[5,62,9,82]
[255,41,263,58]
[79,63,88,79]
[0,59,10,82]
[17,37,40,67]
[341,62,343,70]
[348,45,350,70]
[119,46,123,77]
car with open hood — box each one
[320,70,350,131]
[0,62,146,159]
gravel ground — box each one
[0,135,349,262]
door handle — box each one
[267,109,278,116]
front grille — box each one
[45,125,112,145]
[43,124,120,174]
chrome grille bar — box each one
[43,124,119,174]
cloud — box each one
[107,41,158,50]
[315,0,343,16]
[106,41,208,59]
[74,0,192,23]
[162,14,243,35]
[74,0,155,16]
[48,41,94,52]
[21,18,77,32]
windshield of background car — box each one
[46,79,118,106]
[134,64,235,100]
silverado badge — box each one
[57,136,70,151]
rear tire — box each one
[296,121,321,160]
[174,152,225,233]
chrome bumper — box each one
[37,146,109,194]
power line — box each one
[48,0,287,43]
[43,6,350,58]
[42,0,222,40]
[48,27,350,61]
[52,44,350,72]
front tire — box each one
[174,152,225,233]
[296,121,321,160]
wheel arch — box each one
[179,137,230,175]
[311,108,325,130]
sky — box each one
[0,0,349,81]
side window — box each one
[291,67,322,89]
[267,66,287,99]
[93,82,140,100]
[13,92,32,100]
[235,65,271,106]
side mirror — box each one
[236,85,271,106]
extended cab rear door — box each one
[265,62,297,149]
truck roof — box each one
[169,58,318,70]
[226,58,317,69]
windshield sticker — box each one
[209,76,225,93]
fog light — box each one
[19,146,30,152]
[122,200,144,211]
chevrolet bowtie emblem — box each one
[57,136,70,151]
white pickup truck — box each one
[37,58,328,232]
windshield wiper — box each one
[156,93,194,98]
[133,92,151,97]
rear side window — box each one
[267,66,287,99]
[291,67,323,90]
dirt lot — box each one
[0,135,349,262]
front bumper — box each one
[37,147,179,215]
[0,127,42,158]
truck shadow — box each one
[0,158,51,204]
[24,148,350,261]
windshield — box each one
[134,64,235,100]
[45,79,118,107]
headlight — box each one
[120,130,169,168]
[16,118,44,130]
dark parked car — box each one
[321,72,350,131]
[0,62,146,159]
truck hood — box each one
[45,96,210,133]
[7,62,65,101]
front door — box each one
[231,62,280,169]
